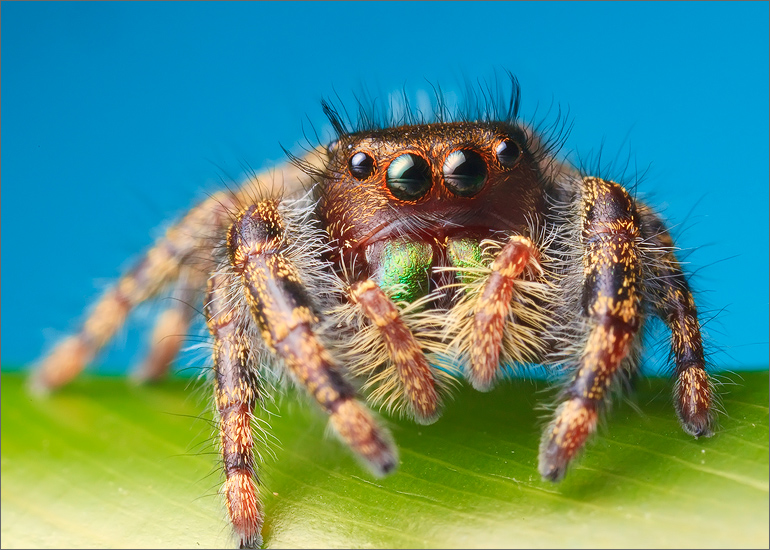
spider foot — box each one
[538,397,597,482]
[330,399,399,476]
[677,364,714,438]
[30,336,94,395]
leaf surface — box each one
[1,371,768,548]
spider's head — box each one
[318,121,547,258]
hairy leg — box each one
[228,201,397,474]
[469,235,540,391]
[30,153,324,394]
[206,273,263,548]
[349,279,440,424]
[540,177,643,481]
[638,204,714,436]
[31,193,236,393]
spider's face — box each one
[318,121,547,260]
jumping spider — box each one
[32,78,714,548]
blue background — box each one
[2,2,768,375]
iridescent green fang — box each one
[446,238,483,285]
[376,240,433,303]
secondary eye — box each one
[349,151,375,180]
[443,149,487,197]
[495,138,522,168]
[386,153,432,201]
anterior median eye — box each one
[386,153,432,201]
[443,149,487,197]
[349,151,375,180]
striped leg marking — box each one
[639,205,713,436]
[229,201,398,475]
[469,235,539,391]
[31,192,235,393]
[540,178,643,481]
[350,279,440,424]
[206,273,263,549]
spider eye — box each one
[443,149,487,197]
[349,151,375,180]
[386,153,432,201]
[495,138,522,168]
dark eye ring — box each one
[349,151,376,180]
[495,138,522,168]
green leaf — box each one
[1,370,768,549]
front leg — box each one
[469,235,541,391]
[228,201,398,475]
[349,279,442,424]
[208,199,399,547]
[540,177,643,481]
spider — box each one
[31,77,714,548]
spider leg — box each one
[638,204,713,436]
[540,177,643,481]
[206,272,264,549]
[30,192,236,393]
[228,201,398,475]
[349,279,440,424]
[131,268,205,382]
[469,235,540,391]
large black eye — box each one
[386,153,432,201]
[495,138,522,167]
[349,151,375,180]
[443,149,487,197]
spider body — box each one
[32,80,714,548]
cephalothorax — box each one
[33,79,714,548]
